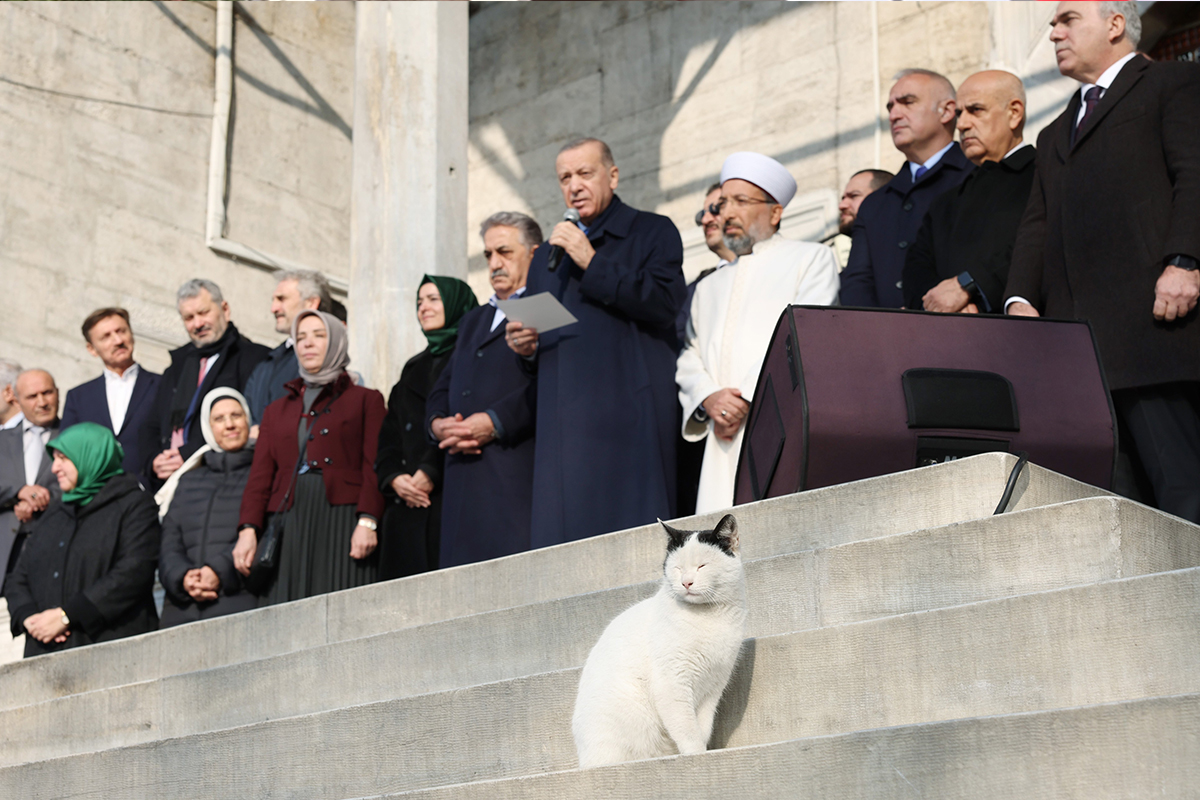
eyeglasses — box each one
[695,194,776,225]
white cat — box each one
[572,514,747,768]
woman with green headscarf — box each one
[374,274,478,578]
[4,423,161,657]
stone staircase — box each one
[0,453,1196,798]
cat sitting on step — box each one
[572,514,747,768]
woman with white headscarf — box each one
[234,310,387,604]
[158,387,259,627]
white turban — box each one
[719,152,797,208]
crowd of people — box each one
[0,1,1196,658]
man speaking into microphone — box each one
[507,137,685,549]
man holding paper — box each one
[427,212,542,568]
[506,137,686,549]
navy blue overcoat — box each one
[522,195,685,549]
[840,142,973,308]
[427,303,536,568]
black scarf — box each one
[169,322,241,438]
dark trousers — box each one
[1112,382,1200,524]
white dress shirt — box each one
[489,285,528,332]
[1075,52,1139,126]
[22,419,50,486]
[104,363,141,435]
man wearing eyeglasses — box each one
[677,152,840,513]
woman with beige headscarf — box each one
[234,310,387,604]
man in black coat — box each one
[506,138,685,549]
[429,211,540,568]
[141,279,269,489]
[60,308,160,482]
[841,68,974,308]
[241,269,332,427]
[1006,2,1200,522]
[903,70,1036,314]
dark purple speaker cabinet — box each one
[733,307,1116,504]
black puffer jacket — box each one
[159,447,258,628]
[5,474,160,658]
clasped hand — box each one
[432,412,496,456]
[923,278,978,314]
[702,388,751,441]
[390,469,435,508]
[23,608,69,644]
[183,565,220,602]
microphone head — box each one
[563,208,582,224]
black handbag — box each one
[245,443,308,594]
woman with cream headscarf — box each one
[158,387,259,627]
[235,309,387,604]
[4,423,160,657]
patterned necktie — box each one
[1073,86,1103,143]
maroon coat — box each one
[240,373,387,529]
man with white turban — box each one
[677,152,840,512]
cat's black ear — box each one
[712,514,739,555]
[659,518,689,553]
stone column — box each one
[350,1,469,391]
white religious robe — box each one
[677,233,840,513]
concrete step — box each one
[0,453,1104,709]
[1,564,1194,799]
[375,693,1200,800]
[1,495,1194,767]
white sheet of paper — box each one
[496,292,578,334]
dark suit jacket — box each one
[61,367,161,482]
[841,142,974,308]
[903,145,1037,313]
[140,325,269,486]
[522,195,686,550]
[426,303,536,569]
[242,341,298,425]
[0,423,62,591]
[1006,57,1200,390]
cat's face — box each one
[659,514,742,605]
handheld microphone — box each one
[547,208,583,272]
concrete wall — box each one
[0,1,353,393]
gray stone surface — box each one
[1,566,1195,797]
[379,693,1200,800]
[2,494,1194,767]
[0,453,1105,709]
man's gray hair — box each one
[559,137,615,168]
[0,359,21,391]
[273,269,332,312]
[1099,1,1141,48]
[479,211,544,248]
[893,68,956,103]
[177,278,225,307]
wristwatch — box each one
[957,271,978,295]
[1166,254,1198,271]
[357,517,378,532]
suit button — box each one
[462,389,471,397]
[324,457,332,464]
[308,435,315,441]
[476,350,484,358]
[321,428,329,435]
[896,280,903,289]
[404,422,412,431]
[898,241,908,249]
[903,201,914,211]
[59,541,65,548]
[311,460,318,467]
[53,571,59,578]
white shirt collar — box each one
[909,141,955,180]
[0,411,23,431]
[103,362,140,383]
[1082,52,1139,97]
[1003,142,1032,161]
